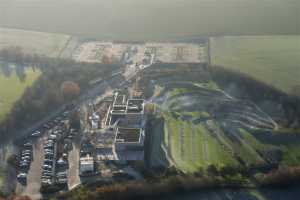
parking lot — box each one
[14,65,126,198]
[15,110,77,198]
[16,137,44,200]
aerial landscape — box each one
[0,0,300,200]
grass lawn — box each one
[240,129,300,166]
[210,36,300,96]
[0,68,41,121]
[281,145,300,166]
[0,27,70,57]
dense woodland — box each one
[0,47,121,142]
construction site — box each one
[77,40,209,172]
[73,42,207,64]
[85,89,146,163]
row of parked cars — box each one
[17,105,74,188]
[42,123,70,187]
[41,135,57,186]
[31,112,69,138]
[56,156,68,185]
[17,142,33,184]
[17,110,70,186]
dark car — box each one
[17,173,27,184]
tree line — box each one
[54,164,300,200]
[0,47,122,142]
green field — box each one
[0,27,70,57]
[210,36,300,96]
[163,111,238,173]
[0,68,41,121]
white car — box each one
[31,131,41,137]
[17,173,27,179]
[41,179,52,185]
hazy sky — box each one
[0,0,299,40]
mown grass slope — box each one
[163,111,238,173]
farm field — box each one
[0,67,41,121]
[0,27,70,57]
[210,36,300,96]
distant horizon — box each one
[0,0,299,41]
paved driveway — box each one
[68,143,80,190]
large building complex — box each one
[92,91,146,162]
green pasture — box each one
[0,68,41,121]
[210,36,300,96]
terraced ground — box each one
[163,112,238,172]
[149,81,300,173]
[0,66,41,121]
[210,36,300,96]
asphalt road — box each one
[68,143,80,190]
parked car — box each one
[22,149,32,153]
[42,171,52,178]
[49,134,57,141]
[44,149,54,153]
[57,178,67,184]
[31,131,41,137]
[44,142,54,147]
[45,154,54,160]
[43,124,50,129]
[17,173,27,184]
[45,139,54,144]
[19,163,29,169]
[41,179,52,185]
[42,170,53,174]
[57,158,67,166]
[21,156,31,161]
[44,159,54,163]
[17,173,27,179]
[21,152,32,157]
[56,171,68,176]
[23,142,33,148]
[43,164,52,169]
